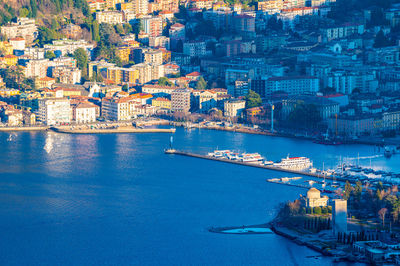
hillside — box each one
[0,0,89,26]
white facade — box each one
[183,41,207,57]
[73,103,97,123]
[38,98,71,125]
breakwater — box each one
[165,150,347,182]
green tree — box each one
[44,51,56,60]
[74,48,88,77]
[158,77,173,86]
[344,180,353,200]
[245,90,262,108]
[314,206,322,215]
[92,21,100,42]
[354,180,363,201]
[19,8,30,18]
[30,0,38,18]
[196,77,207,90]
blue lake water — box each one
[0,128,394,265]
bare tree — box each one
[379,208,388,229]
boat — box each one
[208,150,231,158]
[273,156,313,170]
[238,153,264,163]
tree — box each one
[30,0,38,18]
[196,77,207,91]
[344,180,353,200]
[92,21,100,42]
[379,208,388,229]
[158,77,173,86]
[74,48,88,77]
[19,8,29,18]
[374,30,393,48]
[314,206,322,215]
[44,51,56,60]
[354,180,363,201]
[245,90,262,108]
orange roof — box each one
[9,37,25,41]
[37,77,55,81]
[186,71,201,77]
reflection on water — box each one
[0,129,395,265]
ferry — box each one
[208,150,231,158]
[273,156,313,170]
[238,153,264,163]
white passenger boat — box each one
[273,156,313,170]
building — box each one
[52,66,82,84]
[266,76,320,95]
[141,16,163,37]
[72,102,97,123]
[37,98,71,125]
[9,37,26,50]
[303,188,328,208]
[224,99,246,117]
[149,36,170,49]
[96,11,124,24]
[171,88,191,113]
[101,97,135,121]
[328,115,375,136]
[281,96,340,121]
[152,97,171,110]
[332,199,347,235]
[183,41,207,57]
[35,77,56,89]
[0,18,38,43]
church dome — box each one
[307,187,321,199]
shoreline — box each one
[50,126,176,134]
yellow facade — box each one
[107,68,123,84]
[124,68,139,84]
[120,2,133,10]
[0,89,20,97]
[0,41,13,55]
[152,98,171,109]
[2,55,18,66]
[35,77,56,89]
[115,46,131,63]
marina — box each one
[166,148,400,188]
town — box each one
[0,0,398,142]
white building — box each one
[72,102,97,123]
[224,99,246,117]
[37,98,71,125]
[183,41,207,57]
[96,11,124,24]
[266,76,320,95]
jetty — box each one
[165,150,346,181]
[51,126,176,134]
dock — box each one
[165,150,347,182]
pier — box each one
[165,150,347,182]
